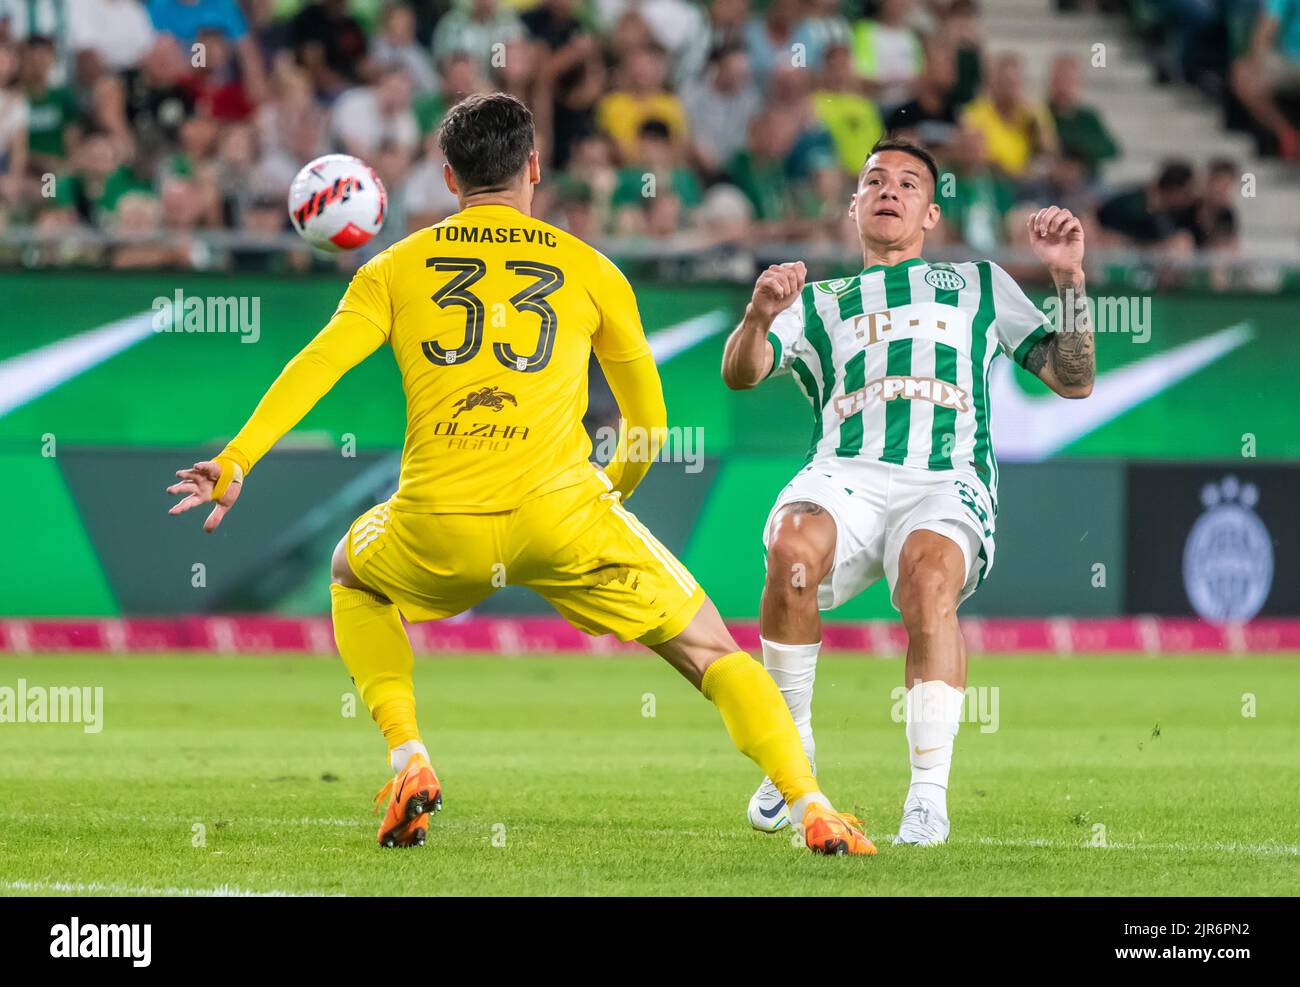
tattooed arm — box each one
[1025,269,1096,398]
[1025,207,1095,399]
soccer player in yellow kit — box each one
[166,93,873,855]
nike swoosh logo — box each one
[990,322,1253,461]
[758,799,788,819]
[913,745,944,756]
[647,309,731,364]
[0,306,726,421]
[0,310,162,418]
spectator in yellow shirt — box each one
[813,43,884,175]
[595,43,688,160]
[960,52,1058,178]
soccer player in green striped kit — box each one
[721,138,1096,845]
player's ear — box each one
[848,190,859,221]
[527,149,541,186]
[443,162,459,196]
[922,201,941,232]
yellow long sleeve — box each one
[218,310,387,477]
[599,352,667,502]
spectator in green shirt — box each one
[50,128,120,225]
[21,36,79,173]
[611,118,702,237]
[727,106,826,239]
[938,125,1017,252]
[1047,53,1119,179]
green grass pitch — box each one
[1,653,1297,896]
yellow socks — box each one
[330,589,822,816]
[701,651,822,812]
[330,583,421,755]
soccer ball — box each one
[288,154,387,252]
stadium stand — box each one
[0,0,1283,270]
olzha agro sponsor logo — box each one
[50,918,151,968]
[0,679,103,733]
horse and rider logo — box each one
[452,385,518,418]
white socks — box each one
[904,680,966,815]
[759,641,966,823]
[389,739,429,775]
[760,637,820,764]
[789,792,831,827]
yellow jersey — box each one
[339,203,651,512]
[220,202,655,514]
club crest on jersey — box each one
[924,268,966,292]
[834,376,970,417]
[814,278,855,295]
[452,385,518,417]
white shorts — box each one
[762,460,996,612]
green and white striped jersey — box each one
[764,257,1052,506]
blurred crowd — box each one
[0,0,1243,270]
[1109,0,1300,163]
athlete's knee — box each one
[895,548,960,636]
[651,597,739,688]
[765,511,834,597]
[330,535,363,588]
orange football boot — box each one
[373,752,442,848]
[802,802,877,856]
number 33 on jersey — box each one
[338,203,652,514]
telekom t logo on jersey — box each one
[850,306,954,346]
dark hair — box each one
[637,118,672,142]
[710,43,747,65]
[1155,160,1194,192]
[1207,157,1239,179]
[861,136,939,194]
[437,92,535,193]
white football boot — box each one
[893,795,950,846]
[746,761,815,832]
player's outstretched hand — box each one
[1026,206,1085,275]
[750,262,807,323]
[167,460,242,533]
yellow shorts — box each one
[345,469,705,646]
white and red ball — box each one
[288,154,387,252]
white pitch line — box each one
[0,809,364,828]
[646,828,1299,858]
[4,810,1293,859]
[0,879,336,897]
[961,835,1300,857]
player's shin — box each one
[760,637,819,763]
[701,651,828,823]
[904,679,966,814]
[329,583,426,771]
